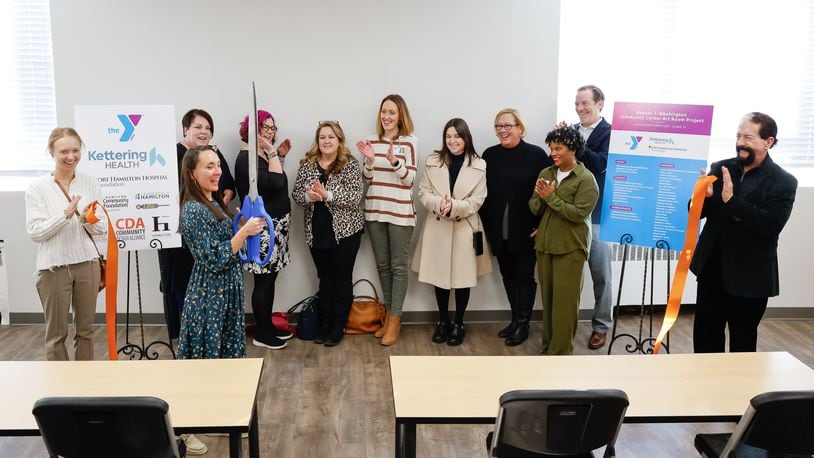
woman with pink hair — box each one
[234,110,293,350]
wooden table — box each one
[390,352,814,458]
[0,358,264,458]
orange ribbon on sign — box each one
[653,175,717,354]
[85,201,119,361]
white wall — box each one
[7,0,559,317]
[5,0,809,321]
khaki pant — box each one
[537,250,586,355]
[36,260,100,361]
[366,221,414,316]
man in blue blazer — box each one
[691,112,797,353]
[560,85,613,349]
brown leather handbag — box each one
[345,279,386,334]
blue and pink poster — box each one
[600,102,714,248]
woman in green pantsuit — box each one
[529,127,598,355]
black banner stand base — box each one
[118,251,175,360]
[607,234,672,355]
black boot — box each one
[313,324,331,344]
[447,323,465,346]
[432,321,451,343]
[324,299,350,347]
[323,325,345,347]
[313,299,333,344]
[505,321,529,346]
[505,281,535,346]
[498,280,518,338]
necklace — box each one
[53,174,74,188]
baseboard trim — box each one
[5,306,814,325]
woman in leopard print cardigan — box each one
[292,121,364,347]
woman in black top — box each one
[234,109,293,350]
[158,108,236,341]
[480,108,552,346]
[292,121,365,347]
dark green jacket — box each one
[529,162,598,255]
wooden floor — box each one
[2,314,814,457]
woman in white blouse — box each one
[25,127,106,360]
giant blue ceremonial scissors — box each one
[234,81,274,265]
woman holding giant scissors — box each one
[158,109,237,343]
[292,121,364,347]
[177,145,265,360]
[234,110,293,350]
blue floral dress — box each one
[177,200,246,359]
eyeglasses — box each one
[319,120,341,127]
[260,124,277,133]
[494,124,518,131]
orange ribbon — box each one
[85,201,119,361]
[653,175,717,354]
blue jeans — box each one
[588,224,613,333]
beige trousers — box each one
[36,259,100,361]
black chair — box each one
[694,390,814,457]
[486,389,629,457]
[32,396,185,458]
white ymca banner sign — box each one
[75,105,181,251]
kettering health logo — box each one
[629,136,643,150]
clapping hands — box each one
[278,138,292,156]
[305,178,328,202]
[385,143,397,166]
[64,195,81,219]
[440,194,452,216]
[356,140,376,165]
[535,178,556,198]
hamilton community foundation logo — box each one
[117,114,142,142]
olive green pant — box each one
[366,221,414,316]
[537,250,587,355]
[35,259,100,361]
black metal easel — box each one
[607,234,672,354]
[117,251,175,359]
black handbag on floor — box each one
[289,295,319,340]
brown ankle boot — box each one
[375,313,390,338]
[381,316,402,346]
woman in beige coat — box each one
[412,118,492,346]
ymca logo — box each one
[629,136,643,150]
[117,114,142,142]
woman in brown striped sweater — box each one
[355,94,418,346]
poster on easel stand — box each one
[75,105,180,251]
[600,102,714,248]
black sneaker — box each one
[252,336,287,350]
[271,326,294,340]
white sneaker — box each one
[180,433,208,455]
[271,326,295,340]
